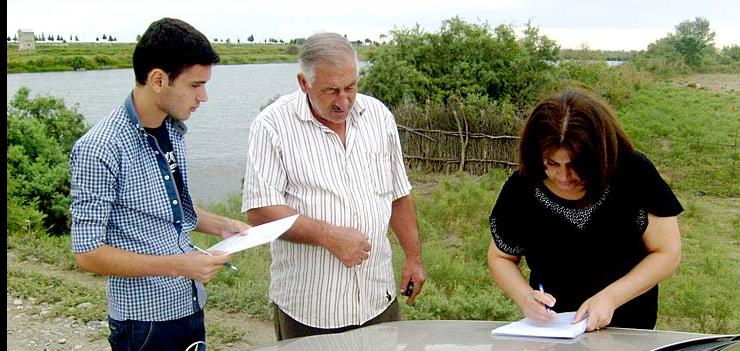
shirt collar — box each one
[124,92,188,135]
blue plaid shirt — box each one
[70,94,206,321]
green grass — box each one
[619,83,739,196]
[6,42,374,73]
[7,268,107,322]
[7,227,77,270]
[6,81,739,335]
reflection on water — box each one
[7,63,300,204]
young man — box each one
[242,32,426,340]
[69,18,248,350]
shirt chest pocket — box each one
[367,152,393,196]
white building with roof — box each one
[17,29,35,50]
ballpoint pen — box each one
[538,283,551,312]
[190,244,238,271]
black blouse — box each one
[489,151,683,329]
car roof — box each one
[251,320,736,351]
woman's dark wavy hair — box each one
[518,89,634,201]
[133,18,220,85]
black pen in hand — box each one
[403,281,414,297]
[190,244,238,271]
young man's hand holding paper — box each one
[208,214,299,254]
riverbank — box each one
[6,42,372,73]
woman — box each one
[487,90,682,331]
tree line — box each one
[7,33,118,42]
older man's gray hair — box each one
[299,32,359,85]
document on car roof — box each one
[491,312,587,339]
[207,214,299,254]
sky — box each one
[6,0,740,51]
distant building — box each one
[17,29,35,50]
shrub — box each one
[558,61,654,108]
[94,54,112,66]
[69,55,87,70]
[360,17,561,114]
[284,45,299,56]
[6,88,88,235]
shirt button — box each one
[164,175,170,180]
[155,151,159,155]
[176,220,181,224]
[172,200,178,205]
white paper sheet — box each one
[491,312,587,339]
[207,214,299,254]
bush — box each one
[360,17,561,114]
[69,55,87,70]
[284,45,299,56]
[558,61,654,108]
[94,54,112,66]
[6,88,88,235]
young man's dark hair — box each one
[70,17,247,351]
[133,17,220,85]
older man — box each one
[242,32,426,340]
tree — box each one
[102,34,107,40]
[668,17,716,67]
[75,35,79,41]
[247,34,254,43]
[719,45,740,64]
[96,37,99,42]
[7,36,10,42]
[135,34,141,42]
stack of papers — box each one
[207,214,299,254]
[491,312,587,339]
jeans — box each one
[108,309,206,351]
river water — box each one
[7,63,300,205]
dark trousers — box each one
[272,298,401,341]
[108,309,206,351]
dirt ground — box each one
[672,72,740,93]
[6,252,276,350]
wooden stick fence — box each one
[398,124,520,174]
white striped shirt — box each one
[241,90,412,328]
